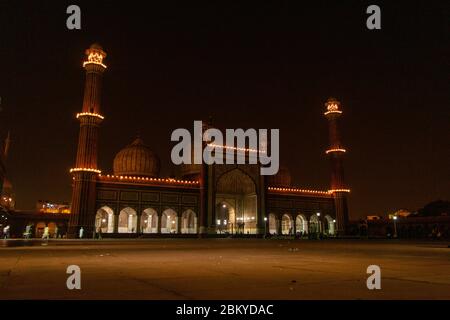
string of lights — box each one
[99,174,199,185]
[76,112,104,120]
[69,168,102,174]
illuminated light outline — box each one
[324,110,343,116]
[329,189,351,193]
[325,148,347,154]
[207,143,259,153]
[326,103,339,112]
[83,52,107,68]
[76,112,105,120]
[83,61,107,68]
[99,174,199,185]
[267,187,331,195]
[70,168,101,174]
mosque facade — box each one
[67,44,350,238]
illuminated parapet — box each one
[70,168,102,174]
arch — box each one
[141,208,158,233]
[47,222,57,238]
[161,208,177,234]
[95,206,115,233]
[215,201,235,234]
[309,214,320,234]
[324,215,335,236]
[295,214,308,235]
[215,168,258,234]
[118,207,137,233]
[216,168,257,194]
[35,222,46,238]
[268,213,278,235]
[181,209,197,234]
[281,214,293,235]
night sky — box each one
[0,1,448,219]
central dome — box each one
[113,137,160,177]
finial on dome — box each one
[131,136,144,146]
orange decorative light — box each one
[76,112,104,120]
[324,110,343,116]
[324,97,342,116]
[99,174,199,185]
[267,187,331,195]
[70,168,101,174]
[325,148,346,154]
[207,143,259,153]
[83,52,107,68]
[329,189,351,193]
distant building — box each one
[388,209,411,219]
[1,209,69,238]
[366,215,382,221]
[36,200,70,214]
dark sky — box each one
[0,0,448,219]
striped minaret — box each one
[324,97,350,235]
[68,44,107,238]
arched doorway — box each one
[47,222,57,238]
[95,206,115,233]
[215,201,235,234]
[215,169,258,234]
[281,214,293,235]
[35,222,46,238]
[324,215,335,236]
[118,207,137,233]
[161,209,177,234]
[295,214,308,235]
[141,208,158,233]
[181,209,197,234]
[268,213,278,234]
[309,214,319,234]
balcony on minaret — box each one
[83,43,107,69]
[324,97,343,116]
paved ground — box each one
[0,239,449,300]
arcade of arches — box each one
[268,213,336,236]
[94,206,198,234]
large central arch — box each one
[215,168,258,234]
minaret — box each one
[324,97,350,235]
[3,131,11,161]
[68,44,107,238]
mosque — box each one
[67,44,350,238]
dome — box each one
[267,165,291,187]
[113,137,160,177]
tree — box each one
[416,200,450,217]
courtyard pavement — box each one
[0,238,449,300]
